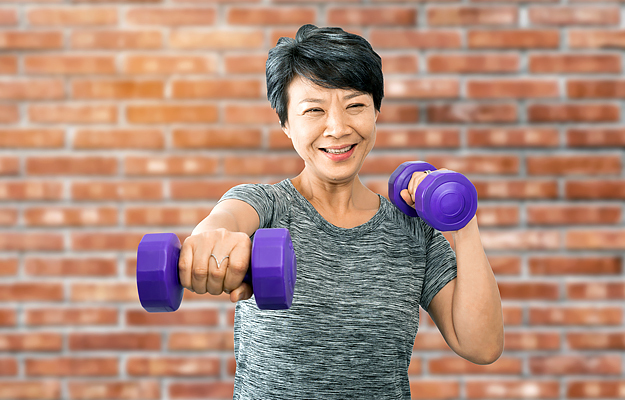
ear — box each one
[374,109,379,122]
[282,121,291,139]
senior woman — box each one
[179,24,503,399]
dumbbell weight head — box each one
[136,228,297,312]
[388,161,478,231]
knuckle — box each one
[192,266,208,281]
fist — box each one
[399,168,450,210]
[178,228,253,303]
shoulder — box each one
[380,195,429,242]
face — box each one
[282,75,379,184]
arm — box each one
[192,199,260,236]
[427,216,504,365]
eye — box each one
[348,103,364,109]
[304,108,323,114]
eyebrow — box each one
[298,91,368,105]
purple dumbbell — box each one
[136,228,297,312]
[388,161,478,231]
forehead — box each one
[287,75,368,103]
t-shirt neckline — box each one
[282,178,388,236]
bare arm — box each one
[192,199,260,236]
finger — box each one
[408,171,426,200]
[178,237,194,292]
[400,188,415,207]
[190,242,212,294]
[223,235,252,293]
[206,249,228,295]
[230,282,253,303]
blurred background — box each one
[1,0,625,399]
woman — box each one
[178,24,503,399]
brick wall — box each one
[1,0,624,399]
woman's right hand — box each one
[178,228,253,303]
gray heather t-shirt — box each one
[219,179,457,400]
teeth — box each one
[325,145,353,154]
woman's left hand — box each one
[399,168,450,210]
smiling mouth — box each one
[320,144,356,154]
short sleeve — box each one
[218,184,276,229]
[419,221,457,312]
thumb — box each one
[230,282,253,303]
[400,188,415,207]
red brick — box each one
[468,127,559,147]
[0,309,16,326]
[528,205,621,226]
[71,282,137,303]
[126,7,215,25]
[482,231,560,251]
[74,129,164,149]
[25,55,116,74]
[127,104,217,124]
[477,206,519,227]
[0,209,17,226]
[168,331,234,351]
[169,382,233,400]
[568,128,625,147]
[527,155,621,175]
[567,381,625,398]
[127,357,220,376]
[228,7,315,25]
[0,31,63,49]
[569,30,625,48]
[425,155,519,175]
[170,179,250,200]
[26,257,117,277]
[375,128,460,149]
[28,8,117,25]
[125,156,218,176]
[173,128,261,149]
[71,181,163,201]
[71,232,143,251]
[428,6,517,26]
[499,282,560,300]
[568,332,625,350]
[427,103,518,123]
[0,259,18,276]
[381,54,419,74]
[224,54,266,74]
[72,80,164,99]
[0,283,64,302]
[530,54,621,73]
[27,156,117,175]
[370,29,462,49]
[567,230,625,250]
[224,104,278,124]
[125,206,212,226]
[376,104,419,124]
[408,381,460,399]
[25,357,118,376]
[428,54,519,73]
[25,207,117,227]
[69,332,160,351]
[529,6,620,26]
[0,333,62,352]
[127,309,219,326]
[0,55,17,74]
[566,180,625,199]
[224,155,304,176]
[0,382,60,400]
[29,104,117,124]
[466,380,560,399]
[467,79,559,99]
[0,79,64,100]
[429,356,522,374]
[568,80,625,98]
[172,79,262,99]
[71,30,162,49]
[0,358,17,375]
[530,306,623,325]
[170,30,264,49]
[474,180,558,200]
[0,233,63,251]
[328,7,417,26]
[0,105,18,123]
[0,157,19,175]
[69,381,160,400]
[567,282,625,300]
[0,129,64,148]
[468,30,559,48]
[0,181,63,201]
[504,332,561,351]
[385,78,459,99]
[124,55,217,74]
[0,8,17,25]
[528,103,620,122]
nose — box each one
[324,107,351,139]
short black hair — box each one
[266,24,384,127]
